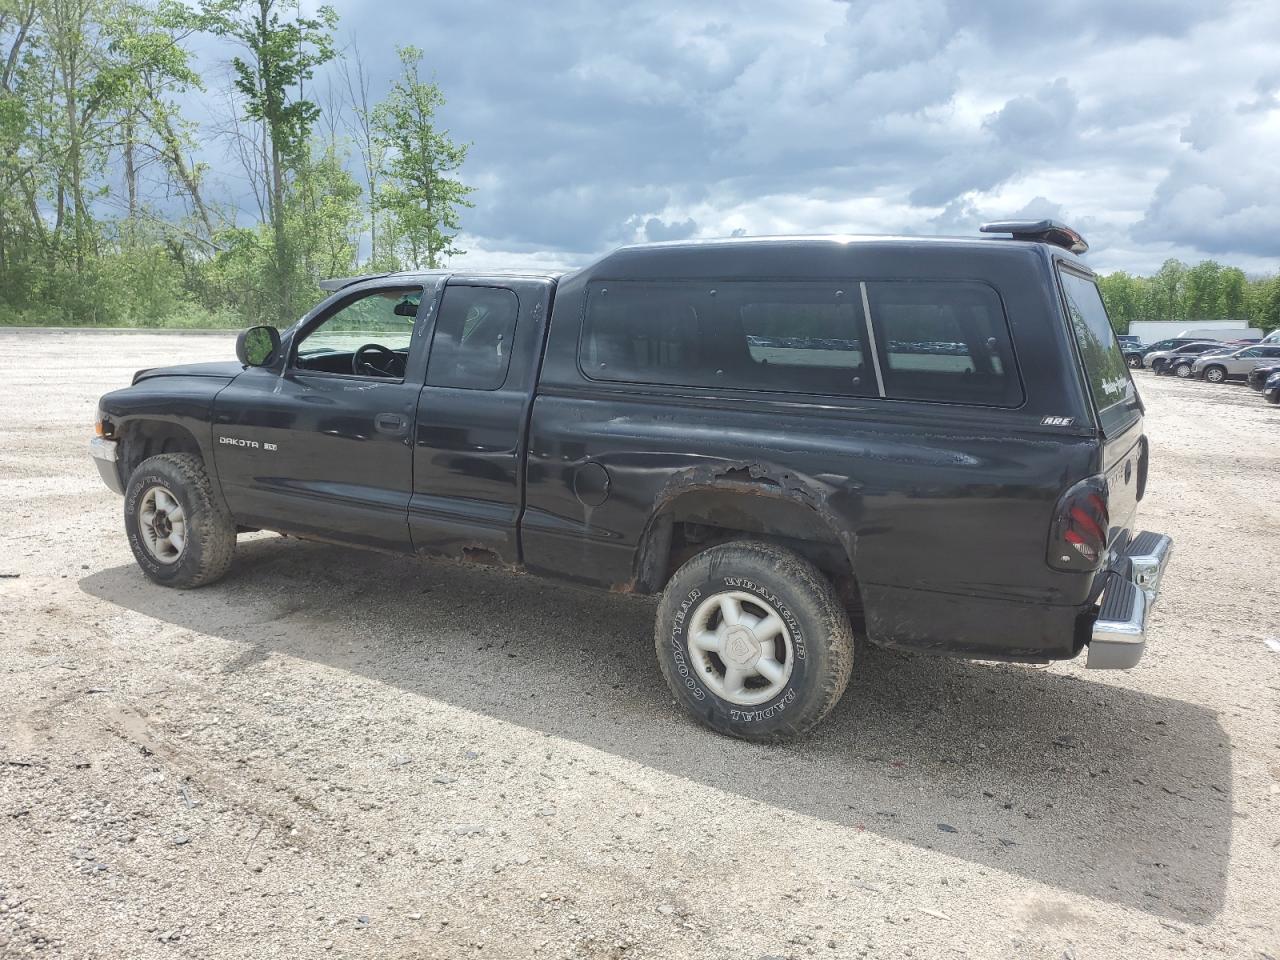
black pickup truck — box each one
[91,220,1173,739]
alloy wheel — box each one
[137,485,187,563]
[686,590,795,705]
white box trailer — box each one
[1128,320,1263,342]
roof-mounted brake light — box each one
[979,219,1088,255]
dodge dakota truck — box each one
[91,220,1173,739]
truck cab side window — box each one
[426,286,520,390]
[294,287,422,378]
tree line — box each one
[0,0,471,328]
[3,0,1278,334]
[1097,258,1280,335]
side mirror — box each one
[236,325,281,367]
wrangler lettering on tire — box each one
[654,540,854,740]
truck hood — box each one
[131,361,244,385]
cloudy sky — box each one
[203,0,1280,275]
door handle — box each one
[374,413,407,435]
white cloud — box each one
[317,0,1280,274]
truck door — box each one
[408,278,552,564]
[213,282,432,552]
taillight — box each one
[1048,476,1110,572]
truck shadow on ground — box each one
[80,536,1231,926]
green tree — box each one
[1148,259,1188,323]
[1184,260,1223,321]
[1253,275,1280,334]
[1218,266,1247,321]
[0,0,462,329]
[340,37,389,267]
[0,0,209,322]
[1098,263,1280,336]
[0,0,42,283]
[110,0,215,242]
[373,45,471,269]
[163,0,337,323]
[290,136,361,286]
[1097,271,1144,333]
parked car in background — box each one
[1264,370,1280,405]
[1191,344,1280,383]
[1261,329,1280,345]
[1141,337,1215,368]
[1145,341,1228,375]
[1247,363,1280,391]
[1118,335,1147,368]
[1167,345,1238,379]
[1145,337,1212,351]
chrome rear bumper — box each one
[1086,531,1173,669]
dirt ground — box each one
[1,330,1277,960]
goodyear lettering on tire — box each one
[670,587,704,700]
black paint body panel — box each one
[523,238,1136,659]
[212,365,420,552]
[97,373,234,506]
[96,237,1147,663]
[408,278,554,563]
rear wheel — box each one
[1266,389,1280,405]
[1127,355,1143,369]
[654,540,854,741]
[1204,365,1227,384]
[1151,360,1167,375]
[123,453,236,588]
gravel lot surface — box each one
[1,331,1278,960]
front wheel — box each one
[1151,360,1167,375]
[1127,355,1143,369]
[1173,362,1194,378]
[1266,389,1280,405]
[654,540,854,741]
[123,453,236,588]
[1204,365,1227,384]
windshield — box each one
[1058,268,1138,430]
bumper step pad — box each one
[1086,531,1173,670]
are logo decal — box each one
[1040,415,1075,427]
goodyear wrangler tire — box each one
[654,540,854,740]
[123,453,236,589]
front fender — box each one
[98,374,237,507]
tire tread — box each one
[126,453,235,588]
[655,539,854,740]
